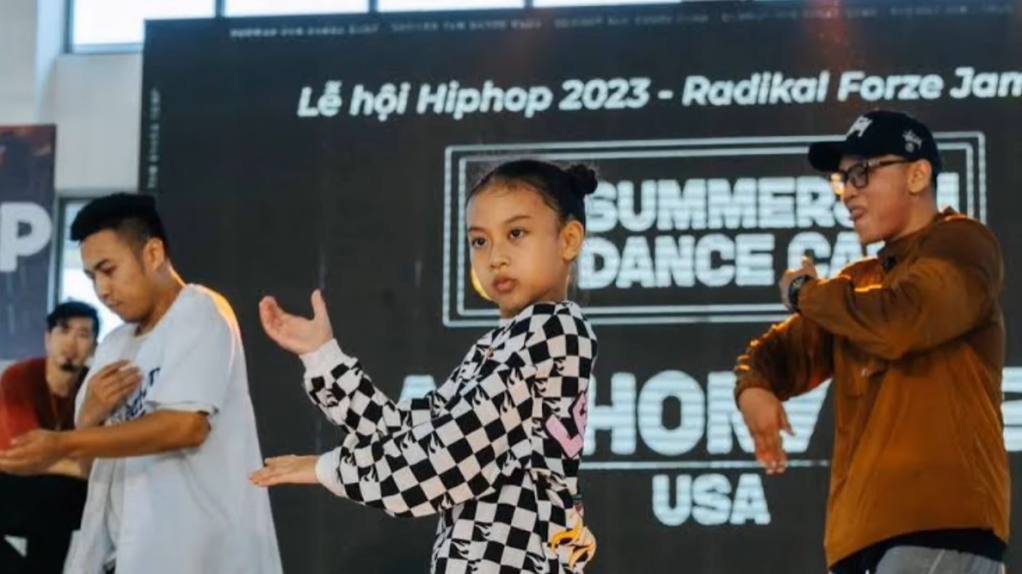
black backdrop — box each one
[0,126,56,363]
[141,3,1022,572]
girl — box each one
[250,159,599,574]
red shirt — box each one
[0,358,81,449]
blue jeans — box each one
[872,546,1004,574]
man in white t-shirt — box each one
[0,193,282,574]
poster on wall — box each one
[0,125,56,368]
[141,3,1022,572]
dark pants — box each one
[0,472,88,574]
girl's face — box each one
[466,184,584,319]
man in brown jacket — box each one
[735,110,1009,574]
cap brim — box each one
[807,141,848,173]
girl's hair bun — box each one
[565,164,598,198]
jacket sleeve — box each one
[796,219,1002,361]
[313,306,594,518]
[300,339,463,438]
[734,313,835,402]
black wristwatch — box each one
[788,275,810,312]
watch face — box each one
[788,276,807,310]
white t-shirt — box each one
[104,332,147,570]
[65,284,283,574]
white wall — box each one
[0,0,44,125]
[52,54,142,194]
[0,0,138,347]
[0,0,141,196]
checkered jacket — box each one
[301,301,598,574]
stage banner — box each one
[141,3,1022,572]
[0,126,56,367]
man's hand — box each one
[738,388,794,475]
[45,458,88,479]
[78,361,143,428]
[780,256,818,311]
[0,429,69,475]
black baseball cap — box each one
[808,110,942,175]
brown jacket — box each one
[735,208,1010,566]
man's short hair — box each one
[47,301,100,339]
[70,193,169,254]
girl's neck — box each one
[499,297,568,320]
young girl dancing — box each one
[251,159,600,573]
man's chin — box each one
[852,224,881,246]
[59,361,85,374]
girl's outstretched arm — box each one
[260,289,461,437]
[254,303,598,519]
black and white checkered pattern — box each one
[303,301,598,573]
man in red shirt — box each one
[0,301,100,574]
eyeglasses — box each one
[829,158,912,197]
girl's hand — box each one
[249,455,320,487]
[259,289,334,356]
